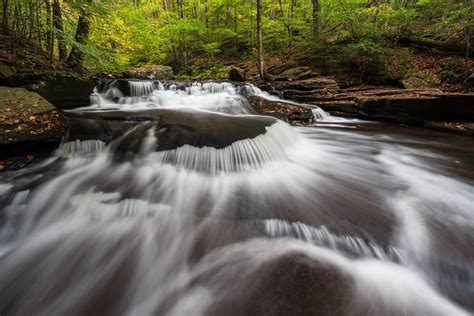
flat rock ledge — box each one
[0,87,64,170]
[259,77,474,135]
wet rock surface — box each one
[247,95,314,125]
[67,109,278,152]
[205,252,352,316]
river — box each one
[0,81,473,315]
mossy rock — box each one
[0,87,64,145]
[229,66,247,81]
[24,71,96,109]
[0,64,16,83]
[280,66,312,79]
[401,69,438,89]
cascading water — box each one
[0,80,473,316]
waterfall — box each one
[128,81,156,96]
[147,121,296,173]
[263,219,403,262]
[1,79,472,315]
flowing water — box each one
[0,80,473,316]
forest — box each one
[0,0,472,83]
[1,1,474,315]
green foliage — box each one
[3,0,471,75]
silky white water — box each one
[0,80,473,315]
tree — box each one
[1,0,9,34]
[311,0,321,39]
[52,0,67,61]
[45,0,53,59]
[67,0,93,69]
[257,0,266,80]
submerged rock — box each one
[205,252,352,316]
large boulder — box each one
[0,87,64,146]
[229,66,247,82]
[1,70,96,109]
[124,65,174,80]
[25,72,96,109]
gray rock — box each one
[125,65,174,80]
[229,66,247,82]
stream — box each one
[0,81,473,315]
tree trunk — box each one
[177,0,183,18]
[287,0,296,54]
[67,0,92,69]
[2,0,9,34]
[45,0,53,59]
[257,0,266,80]
[52,0,67,61]
[270,0,277,20]
[311,0,320,40]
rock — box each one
[357,92,474,124]
[204,251,352,316]
[425,121,474,136]
[465,73,474,92]
[267,63,295,75]
[25,72,96,109]
[66,108,278,151]
[229,66,247,82]
[279,66,313,80]
[0,87,64,146]
[272,77,339,91]
[125,65,174,80]
[401,69,437,89]
[248,95,314,125]
[2,70,96,109]
[0,64,15,84]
